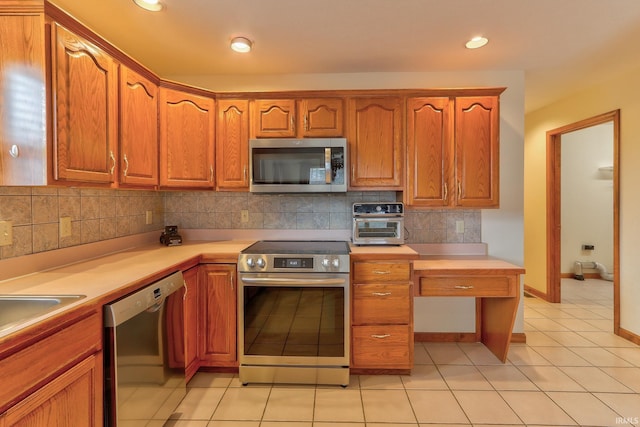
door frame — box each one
[546,110,620,331]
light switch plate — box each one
[241,210,249,223]
[0,221,13,246]
[59,217,72,237]
[146,210,153,225]
[455,220,465,234]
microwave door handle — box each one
[325,148,332,184]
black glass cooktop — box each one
[241,240,350,255]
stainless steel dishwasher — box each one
[104,271,186,427]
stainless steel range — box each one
[237,240,350,386]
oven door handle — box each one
[240,277,347,286]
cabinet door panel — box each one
[51,23,117,183]
[119,67,158,186]
[455,96,499,207]
[406,97,453,207]
[300,98,344,137]
[348,97,403,189]
[252,99,295,138]
[217,100,249,190]
[0,353,102,427]
[199,264,237,365]
[0,11,47,186]
[159,88,215,188]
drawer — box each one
[419,275,516,297]
[352,325,412,369]
[353,262,411,283]
[352,283,411,325]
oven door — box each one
[352,217,404,245]
[238,273,349,369]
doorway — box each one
[546,110,620,333]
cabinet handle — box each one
[210,165,214,182]
[443,182,448,201]
[109,151,115,175]
[290,116,295,132]
[454,285,474,290]
[304,115,308,130]
[372,270,391,275]
[372,292,392,296]
[183,279,188,300]
[231,272,234,291]
[458,180,461,199]
[123,154,129,177]
[371,334,391,339]
[243,165,248,183]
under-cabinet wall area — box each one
[0,187,481,260]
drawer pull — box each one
[372,270,391,275]
[372,292,392,296]
[454,285,474,290]
[371,334,391,339]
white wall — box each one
[172,70,526,334]
[561,123,614,275]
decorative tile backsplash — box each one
[0,187,481,260]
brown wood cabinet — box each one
[217,99,249,190]
[251,98,344,138]
[0,310,103,425]
[348,97,404,189]
[166,266,200,382]
[252,99,296,138]
[119,66,158,187]
[0,4,47,186]
[49,22,118,184]
[198,264,237,366]
[455,96,500,207]
[159,87,215,188]
[299,98,344,137]
[351,260,413,371]
[406,97,453,207]
[406,94,501,208]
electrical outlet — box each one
[0,221,13,246]
[456,220,465,234]
[146,210,153,225]
[59,217,72,238]
[241,210,249,223]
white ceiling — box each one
[50,0,640,112]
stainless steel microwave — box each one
[249,138,347,193]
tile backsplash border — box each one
[0,187,481,261]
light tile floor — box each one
[163,278,640,426]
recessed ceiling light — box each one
[230,37,253,53]
[466,36,488,49]
[133,0,164,12]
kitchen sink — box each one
[0,295,86,333]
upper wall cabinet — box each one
[406,97,453,207]
[454,96,500,207]
[0,4,47,186]
[119,66,158,187]
[348,97,404,190]
[251,98,345,138]
[216,99,250,191]
[252,99,296,138]
[49,22,118,184]
[299,98,344,137]
[405,94,501,208]
[159,87,215,188]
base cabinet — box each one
[198,264,237,367]
[0,311,103,426]
[0,353,101,427]
[351,261,413,371]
